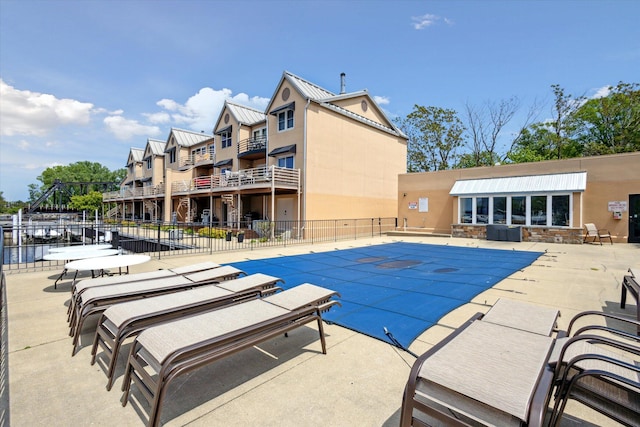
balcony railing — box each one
[103,184,164,201]
[179,152,214,168]
[237,136,266,157]
[171,166,299,193]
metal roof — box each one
[147,138,166,156]
[127,148,144,165]
[226,101,266,125]
[449,172,587,196]
[170,128,212,148]
[284,71,335,100]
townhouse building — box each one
[104,71,408,233]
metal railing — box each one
[0,227,10,426]
[1,218,398,273]
[237,136,266,155]
[172,165,299,193]
[178,151,214,168]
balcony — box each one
[102,184,164,202]
[237,136,266,160]
[171,166,300,194]
[179,152,214,169]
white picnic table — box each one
[65,254,151,286]
[48,244,114,253]
[44,249,120,288]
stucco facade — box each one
[104,71,408,227]
[397,152,640,243]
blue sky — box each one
[1,0,638,201]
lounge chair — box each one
[481,298,559,336]
[121,283,340,427]
[548,334,640,426]
[621,268,640,334]
[401,308,639,427]
[90,273,284,390]
[69,265,245,355]
[67,262,221,320]
[583,223,613,245]
[400,316,556,427]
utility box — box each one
[486,225,522,242]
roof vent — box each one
[340,72,346,94]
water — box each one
[3,245,51,264]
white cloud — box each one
[590,85,611,99]
[0,78,94,136]
[411,13,452,30]
[154,87,270,133]
[103,115,162,141]
[374,95,390,105]
[143,111,171,124]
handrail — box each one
[0,226,10,426]
[237,136,267,155]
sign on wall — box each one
[408,201,418,210]
[419,197,428,212]
[608,201,627,212]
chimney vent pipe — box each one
[340,72,346,94]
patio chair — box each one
[91,273,284,390]
[69,265,245,355]
[121,283,341,427]
[583,223,613,245]
[548,334,640,426]
[621,268,640,334]
[400,309,639,427]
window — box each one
[221,131,232,148]
[277,155,294,169]
[457,194,572,227]
[168,147,176,164]
[531,196,547,225]
[146,158,152,169]
[552,195,569,226]
[278,109,294,131]
[511,196,526,225]
[493,197,506,224]
[253,128,267,141]
[208,144,215,159]
[476,197,489,224]
[460,198,472,223]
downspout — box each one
[302,98,310,227]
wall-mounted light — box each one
[403,193,407,197]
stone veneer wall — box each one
[451,224,584,244]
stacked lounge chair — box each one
[69,265,245,355]
[67,261,221,320]
[400,300,640,427]
[121,283,341,427]
[91,273,285,390]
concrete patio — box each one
[4,235,638,426]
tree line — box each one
[395,82,639,172]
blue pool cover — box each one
[229,242,542,349]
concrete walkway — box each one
[4,236,638,426]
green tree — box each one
[30,161,125,204]
[507,124,582,163]
[68,191,104,217]
[573,82,640,155]
[396,105,466,171]
[547,84,584,159]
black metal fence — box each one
[0,227,9,426]
[1,218,398,272]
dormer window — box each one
[221,131,232,148]
[270,102,295,132]
[146,158,152,169]
[278,110,294,131]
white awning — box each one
[449,172,587,196]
